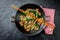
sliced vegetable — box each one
[31,26,35,30]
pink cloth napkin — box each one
[41,7,55,35]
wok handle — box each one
[10,16,15,23]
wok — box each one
[11,4,46,36]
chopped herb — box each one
[26,18,35,22]
[20,12,26,16]
[34,23,39,28]
[38,15,42,18]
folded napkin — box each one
[41,6,55,35]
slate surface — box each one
[0,0,60,40]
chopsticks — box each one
[11,5,55,29]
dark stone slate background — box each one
[0,0,60,40]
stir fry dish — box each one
[19,9,44,32]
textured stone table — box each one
[0,0,60,40]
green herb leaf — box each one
[20,12,26,16]
[26,18,35,22]
[34,23,39,28]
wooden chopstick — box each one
[11,5,25,12]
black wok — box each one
[11,4,46,36]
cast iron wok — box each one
[13,4,46,36]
